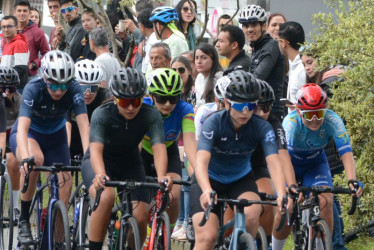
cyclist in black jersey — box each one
[81,68,170,250]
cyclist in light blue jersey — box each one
[272,84,363,250]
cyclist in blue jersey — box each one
[190,70,288,249]
[9,51,90,245]
[141,67,197,224]
[272,84,363,250]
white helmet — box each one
[41,51,75,84]
[214,76,231,101]
[75,59,103,84]
[238,4,267,24]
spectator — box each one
[216,14,234,70]
[90,27,121,88]
[149,42,172,71]
[181,50,198,79]
[278,21,306,111]
[47,0,60,50]
[56,0,86,62]
[29,7,50,45]
[13,1,50,81]
[216,25,250,74]
[0,16,29,92]
[238,4,285,121]
[194,43,223,108]
[266,13,286,40]
[172,56,195,105]
[79,9,99,60]
[175,0,197,50]
[150,6,189,59]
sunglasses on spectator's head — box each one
[172,67,186,74]
[61,6,75,14]
[116,97,143,109]
[0,86,17,93]
[153,94,180,105]
[80,84,99,94]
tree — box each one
[307,0,374,231]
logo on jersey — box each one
[264,130,276,144]
[24,99,34,107]
[319,129,325,138]
[73,93,84,106]
[220,137,227,141]
[166,130,178,141]
[203,131,213,140]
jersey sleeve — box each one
[89,107,106,144]
[18,83,36,119]
[327,112,353,156]
[0,97,6,133]
[147,108,165,146]
[181,102,195,134]
[282,113,299,151]
[270,117,288,150]
[197,113,219,152]
[70,82,87,116]
[259,121,279,157]
[194,105,208,140]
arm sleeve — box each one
[194,105,208,140]
[34,31,50,68]
[0,98,6,133]
[330,114,353,156]
[282,115,299,150]
[271,118,288,150]
[253,47,280,80]
[181,103,195,133]
[70,83,87,116]
[89,108,106,144]
[147,110,165,146]
[260,122,279,156]
[18,84,36,118]
[197,114,219,152]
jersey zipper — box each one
[125,121,128,130]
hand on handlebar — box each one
[348,180,364,197]
[93,173,109,190]
[200,189,216,210]
[19,157,34,177]
[159,176,173,191]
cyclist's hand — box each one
[200,189,215,210]
[348,180,364,197]
[19,157,33,177]
[93,173,109,190]
[159,176,173,191]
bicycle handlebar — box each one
[145,176,191,186]
[21,157,35,193]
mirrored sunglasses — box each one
[153,94,180,105]
[228,100,257,112]
[46,82,69,91]
[0,86,17,93]
[300,109,327,121]
[256,104,272,113]
[61,6,75,14]
[116,97,143,109]
[80,84,99,94]
[172,67,186,74]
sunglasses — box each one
[80,84,99,95]
[46,82,69,91]
[116,97,143,109]
[228,100,257,112]
[300,109,326,121]
[0,86,17,93]
[256,104,272,113]
[182,6,193,13]
[172,67,186,74]
[61,6,75,14]
[153,94,180,105]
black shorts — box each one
[81,148,149,203]
[252,166,270,181]
[189,172,258,217]
[141,142,182,177]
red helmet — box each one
[296,83,328,110]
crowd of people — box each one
[0,0,364,250]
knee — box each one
[195,230,218,248]
[319,194,333,211]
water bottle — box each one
[71,203,80,235]
[110,220,120,250]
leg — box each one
[57,171,73,206]
[256,177,276,238]
[6,152,20,219]
[238,191,262,238]
[132,201,148,244]
[192,212,219,250]
[166,172,182,224]
[319,192,333,235]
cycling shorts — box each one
[252,165,270,181]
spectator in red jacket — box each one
[13,0,50,81]
[0,16,29,92]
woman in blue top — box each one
[191,70,288,249]
[10,51,90,245]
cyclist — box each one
[251,80,297,244]
[190,70,288,249]
[9,51,90,245]
[141,67,197,224]
[238,4,285,120]
[272,84,363,250]
[81,68,170,250]
[67,59,112,158]
[0,75,5,159]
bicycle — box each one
[289,185,359,250]
[19,157,80,250]
[0,148,14,250]
[198,191,288,250]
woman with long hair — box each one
[80,9,99,60]
[266,13,286,40]
[171,56,196,106]
[175,0,197,50]
[194,43,223,108]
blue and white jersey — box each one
[19,77,87,134]
[198,110,278,184]
[282,109,352,162]
[194,102,217,140]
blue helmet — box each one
[149,6,179,23]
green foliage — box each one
[307,0,374,231]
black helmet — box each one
[0,66,20,85]
[225,70,260,102]
[109,68,147,99]
[258,80,275,104]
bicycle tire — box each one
[72,198,91,250]
[238,232,256,250]
[0,174,13,250]
[255,226,268,250]
[118,216,141,250]
[51,200,71,250]
[152,211,171,250]
[310,220,332,250]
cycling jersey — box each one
[90,102,165,158]
[194,102,217,140]
[198,110,278,184]
[142,97,195,154]
[282,109,352,161]
[18,77,87,134]
[0,95,5,133]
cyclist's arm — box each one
[253,50,278,80]
[76,113,90,153]
[16,116,32,161]
[90,142,108,189]
[265,154,287,206]
[65,121,72,148]
[0,133,5,158]
[182,132,197,173]
[152,143,168,182]
[341,151,356,181]
[196,149,213,209]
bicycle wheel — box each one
[153,211,171,250]
[238,232,256,250]
[72,198,91,250]
[255,226,268,250]
[310,220,332,250]
[118,216,141,250]
[51,200,71,250]
[0,174,13,250]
